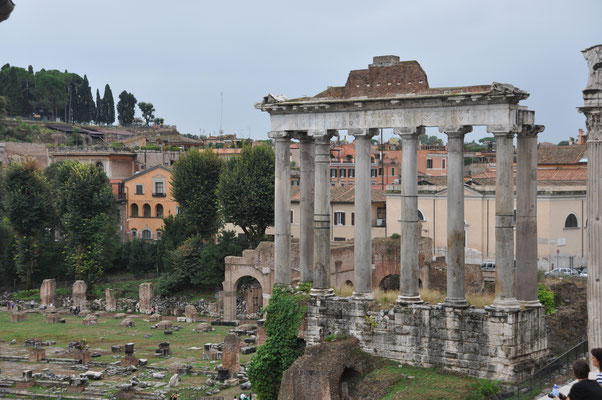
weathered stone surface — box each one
[304,297,548,382]
[114,313,126,319]
[46,314,62,324]
[72,280,87,310]
[105,288,116,312]
[40,279,56,307]
[82,314,97,326]
[184,304,198,323]
[149,314,162,322]
[156,320,172,330]
[139,283,153,314]
[120,355,138,368]
[11,311,26,322]
[120,318,135,327]
[28,347,46,361]
[195,323,213,332]
[222,333,240,375]
[256,319,266,346]
[74,350,92,364]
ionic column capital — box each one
[393,126,425,139]
[440,125,473,138]
[518,124,545,138]
[308,129,337,143]
[486,125,517,137]
[268,130,294,139]
[349,128,379,138]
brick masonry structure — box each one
[222,333,240,375]
[40,279,56,307]
[72,280,87,310]
[139,282,153,314]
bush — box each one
[390,233,400,240]
[247,286,307,400]
[538,283,556,315]
[466,379,501,400]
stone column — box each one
[489,129,520,311]
[270,131,292,286]
[299,134,315,283]
[72,280,87,310]
[350,128,378,299]
[442,125,472,307]
[40,279,56,307]
[310,130,336,297]
[579,44,602,351]
[395,126,425,305]
[516,125,544,307]
[139,282,153,314]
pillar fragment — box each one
[516,125,544,307]
[350,128,379,300]
[298,134,315,283]
[270,131,292,286]
[579,44,602,351]
[489,128,520,311]
[309,130,336,297]
[394,126,425,305]
[441,125,473,308]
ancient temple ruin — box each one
[253,56,548,381]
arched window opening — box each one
[417,209,425,222]
[95,161,104,169]
[131,229,137,239]
[565,213,578,228]
[142,229,152,240]
[339,367,362,400]
[379,274,400,291]
[143,204,151,218]
[156,204,164,218]
[130,203,139,217]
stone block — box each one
[40,279,56,307]
[139,282,153,314]
[72,280,87,310]
[157,320,173,330]
[222,333,240,375]
[149,314,162,322]
[120,355,139,368]
[120,318,135,327]
[11,311,26,322]
[28,348,46,361]
[83,315,98,326]
[114,313,127,319]
[46,313,62,324]
[195,323,214,332]
[184,304,198,322]
[74,350,92,364]
[105,288,117,312]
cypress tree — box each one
[103,84,115,126]
[78,75,95,123]
[95,89,103,124]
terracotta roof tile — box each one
[537,145,587,165]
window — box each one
[378,167,383,176]
[340,168,346,178]
[95,161,104,169]
[154,181,165,196]
[352,212,355,226]
[135,184,144,195]
[442,159,446,170]
[348,168,355,178]
[156,204,164,218]
[290,209,294,224]
[156,230,162,240]
[131,229,137,239]
[330,168,337,178]
[565,213,579,228]
[142,229,152,240]
[391,167,395,176]
[143,204,151,218]
[130,204,139,217]
[371,169,377,178]
[334,211,345,226]
[418,210,425,222]
[427,159,433,169]
[175,206,181,215]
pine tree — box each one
[103,84,115,126]
[95,89,103,124]
[117,91,137,126]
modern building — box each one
[122,165,177,241]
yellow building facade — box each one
[123,165,177,240]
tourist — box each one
[554,360,602,399]
[169,393,179,400]
[591,348,602,387]
[6,301,9,311]
[29,300,34,309]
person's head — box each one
[592,348,602,369]
[573,360,590,379]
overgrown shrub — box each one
[247,286,307,400]
[466,379,502,400]
[538,283,556,315]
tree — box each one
[218,144,274,247]
[102,84,115,125]
[30,70,68,121]
[0,96,7,129]
[117,90,137,126]
[95,89,103,124]
[3,160,54,288]
[138,102,155,126]
[154,117,164,126]
[74,75,95,123]
[59,163,118,282]
[558,140,569,146]
[171,149,222,239]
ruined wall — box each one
[304,299,548,382]
[425,262,485,294]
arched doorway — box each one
[339,367,362,400]
[379,274,400,291]
[235,276,263,319]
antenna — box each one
[219,92,223,135]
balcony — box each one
[372,219,386,227]
[152,193,166,198]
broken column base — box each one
[305,296,549,382]
[121,355,139,367]
[28,348,46,362]
[11,312,27,322]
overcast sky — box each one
[1,0,601,143]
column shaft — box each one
[587,139,602,350]
[273,135,291,286]
[311,133,334,296]
[299,137,315,283]
[396,127,423,305]
[444,127,471,307]
[516,128,542,306]
[352,131,376,299]
[492,132,520,310]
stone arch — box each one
[345,280,353,287]
[565,213,579,228]
[379,274,400,291]
[339,367,362,400]
[131,203,139,217]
